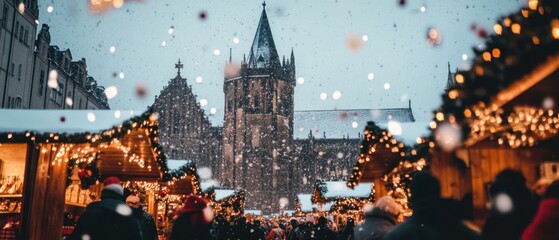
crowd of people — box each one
[66,170,559,240]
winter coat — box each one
[247,224,266,240]
[287,226,303,240]
[521,198,559,240]
[132,208,158,240]
[308,223,338,240]
[482,200,536,240]
[353,208,397,240]
[170,213,215,240]
[266,227,286,240]
[70,190,143,240]
[383,198,480,240]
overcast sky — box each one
[38,0,523,126]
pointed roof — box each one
[247,3,280,69]
[445,62,457,92]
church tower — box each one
[221,1,296,213]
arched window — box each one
[14,97,22,109]
[173,112,180,133]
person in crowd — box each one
[287,218,302,240]
[170,195,215,240]
[299,215,314,239]
[383,172,480,240]
[70,177,143,240]
[354,196,400,240]
[531,177,553,203]
[266,221,286,240]
[482,169,537,240]
[339,217,355,240]
[326,215,338,233]
[309,216,337,240]
[126,195,158,240]
[521,180,559,240]
[248,219,266,240]
[213,215,232,240]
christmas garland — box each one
[432,0,559,143]
[167,162,202,195]
[347,121,431,189]
[313,180,375,214]
[0,108,205,190]
[65,153,101,189]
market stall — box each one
[0,109,172,239]
[204,187,245,217]
[426,0,559,225]
[294,193,333,217]
[312,181,374,222]
[346,121,431,212]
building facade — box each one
[0,0,108,110]
[154,2,416,213]
[152,62,222,177]
[0,0,38,108]
[219,2,296,212]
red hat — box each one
[182,195,207,213]
[103,176,124,196]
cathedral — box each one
[153,2,415,213]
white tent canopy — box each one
[297,194,333,212]
[321,181,373,199]
[0,109,141,133]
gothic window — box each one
[7,97,11,109]
[17,64,21,80]
[173,112,180,133]
[254,94,260,112]
[14,97,21,109]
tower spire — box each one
[175,59,184,76]
[263,1,266,8]
[290,47,295,66]
[247,1,280,68]
[229,48,232,63]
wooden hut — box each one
[0,109,173,239]
[427,0,559,225]
[294,194,333,217]
[346,121,431,211]
[312,181,374,221]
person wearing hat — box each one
[70,176,143,240]
[308,216,337,240]
[266,221,286,240]
[383,172,479,240]
[170,195,215,240]
[126,195,158,240]
[354,196,401,240]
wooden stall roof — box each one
[313,181,373,203]
[96,128,162,181]
[167,175,198,195]
[347,121,431,187]
[0,109,178,182]
[465,56,559,147]
[166,161,201,195]
[430,0,559,149]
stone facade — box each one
[219,2,296,213]
[0,0,108,110]
[154,3,416,213]
[152,63,222,178]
